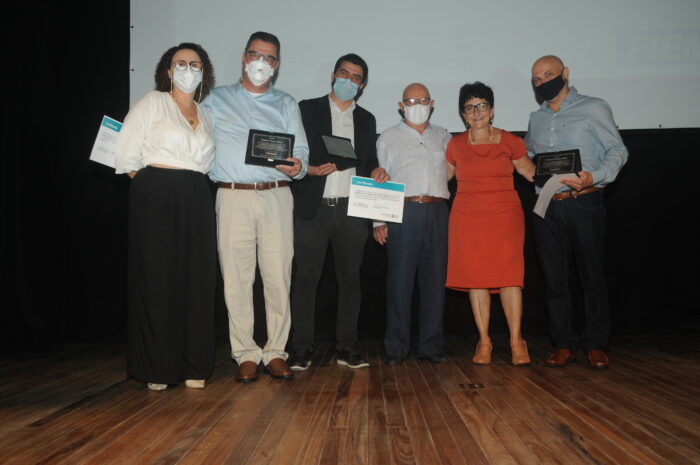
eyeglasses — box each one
[172,61,203,73]
[463,102,490,114]
[246,50,277,65]
[402,98,431,106]
[335,68,363,84]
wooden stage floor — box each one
[1,335,699,465]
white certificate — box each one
[533,173,575,218]
[347,176,405,223]
[89,115,122,168]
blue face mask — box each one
[332,78,359,102]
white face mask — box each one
[245,57,274,86]
[404,104,431,125]
[172,67,202,94]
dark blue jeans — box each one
[533,191,609,350]
[385,201,448,359]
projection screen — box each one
[130,0,700,132]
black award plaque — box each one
[534,149,582,187]
[245,129,295,167]
[319,135,359,171]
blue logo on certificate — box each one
[348,176,406,223]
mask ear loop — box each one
[196,71,203,103]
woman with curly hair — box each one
[116,43,217,390]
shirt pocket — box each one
[558,120,590,148]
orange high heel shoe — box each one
[472,341,492,365]
[511,340,531,366]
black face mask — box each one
[535,74,565,101]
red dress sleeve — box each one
[446,136,458,165]
[503,131,526,160]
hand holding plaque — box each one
[533,149,582,188]
[309,135,359,171]
[245,129,295,167]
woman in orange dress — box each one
[446,82,535,366]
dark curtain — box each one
[3,3,698,357]
[3,3,130,356]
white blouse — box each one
[115,91,215,174]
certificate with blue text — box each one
[90,115,122,168]
[347,176,405,223]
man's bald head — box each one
[403,82,430,100]
[532,55,564,74]
[531,54,569,88]
[398,82,434,129]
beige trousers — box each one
[216,187,294,365]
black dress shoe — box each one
[418,354,448,364]
[384,357,403,366]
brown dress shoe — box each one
[265,358,294,380]
[510,340,531,366]
[235,361,259,383]
[472,341,492,365]
[546,348,576,367]
[587,350,609,370]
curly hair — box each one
[154,42,215,102]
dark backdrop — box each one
[3,4,698,356]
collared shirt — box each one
[204,81,309,183]
[323,94,356,198]
[377,121,452,199]
[525,86,628,190]
[115,91,214,174]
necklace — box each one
[170,92,195,126]
[469,126,493,144]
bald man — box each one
[525,55,628,369]
[374,83,452,365]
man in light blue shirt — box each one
[525,55,628,370]
[204,31,308,383]
[373,83,452,366]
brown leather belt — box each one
[217,181,290,191]
[405,195,445,204]
[552,186,601,200]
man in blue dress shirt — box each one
[204,31,309,382]
[525,55,628,370]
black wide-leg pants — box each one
[127,166,217,384]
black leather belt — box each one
[321,197,348,207]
